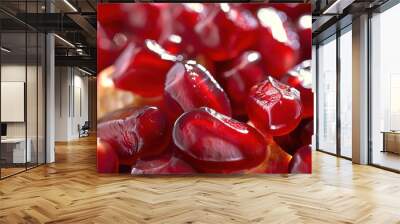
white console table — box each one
[1,138,32,163]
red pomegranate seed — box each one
[246,141,292,173]
[98,3,125,24]
[289,145,312,173]
[219,51,267,116]
[236,3,264,13]
[195,54,217,77]
[98,106,170,162]
[256,7,300,78]
[264,142,292,173]
[134,95,166,111]
[173,107,267,173]
[297,15,312,62]
[97,140,119,173]
[281,60,313,118]
[97,4,129,39]
[131,152,195,175]
[112,40,178,97]
[170,3,206,57]
[272,4,311,22]
[194,3,258,61]
[173,3,205,28]
[97,23,128,72]
[160,34,184,55]
[164,60,232,121]
[274,118,313,155]
[98,3,170,42]
[247,76,303,136]
[299,118,314,146]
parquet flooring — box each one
[1,167,26,178]
[1,135,400,224]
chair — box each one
[79,121,90,138]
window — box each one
[0,1,47,179]
[370,3,400,171]
[317,36,337,154]
[339,28,352,158]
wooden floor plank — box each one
[0,135,400,223]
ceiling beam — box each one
[55,55,96,72]
[67,13,96,45]
[322,0,356,15]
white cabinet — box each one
[1,138,32,163]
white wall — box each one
[54,67,89,141]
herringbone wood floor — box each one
[1,135,400,224]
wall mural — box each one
[97,3,313,174]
